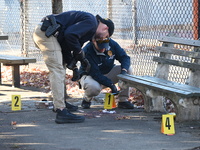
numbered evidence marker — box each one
[12,95,21,111]
[161,114,175,135]
[104,93,116,109]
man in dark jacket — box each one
[79,37,134,109]
[33,11,114,123]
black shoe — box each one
[118,101,134,109]
[81,99,91,109]
[55,108,85,124]
[65,101,78,112]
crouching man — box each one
[79,35,134,109]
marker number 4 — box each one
[165,117,171,130]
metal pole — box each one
[23,0,28,57]
[107,0,112,19]
[20,1,25,56]
[132,0,138,44]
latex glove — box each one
[110,84,120,95]
[67,58,77,70]
[81,58,91,73]
[121,68,128,75]
[74,50,85,61]
[71,68,80,81]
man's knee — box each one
[85,84,101,97]
[127,66,133,75]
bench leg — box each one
[12,65,20,88]
[175,98,200,121]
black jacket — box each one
[80,38,130,88]
[53,11,98,64]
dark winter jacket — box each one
[53,11,98,64]
[81,38,130,88]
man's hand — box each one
[110,84,120,95]
[121,68,128,75]
[67,58,77,70]
[74,50,91,72]
[74,50,85,61]
[71,68,80,81]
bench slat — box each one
[158,36,200,47]
[153,56,200,70]
[118,75,192,96]
[138,75,200,91]
[117,74,200,97]
[155,46,200,59]
[119,74,200,92]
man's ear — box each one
[92,39,96,45]
[92,40,98,50]
[105,25,109,30]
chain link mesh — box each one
[0,0,197,83]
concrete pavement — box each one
[0,84,200,150]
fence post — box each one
[132,0,138,44]
[107,0,112,19]
[52,0,63,14]
[20,0,29,57]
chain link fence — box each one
[0,0,197,83]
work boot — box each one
[118,101,134,109]
[55,108,85,124]
[81,99,91,109]
[65,101,78,111]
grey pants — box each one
[80,65,132,102]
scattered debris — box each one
[11,121,17,129]
[102,109,116,114]
[11,121,17,125]
[115,115,131,120]
[35,100,53,109]
[129,87,144,108]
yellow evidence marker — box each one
[12,95,21,111]
[161,114,175,135]
[104,93,116,109]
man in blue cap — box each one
[79,32,134,109]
